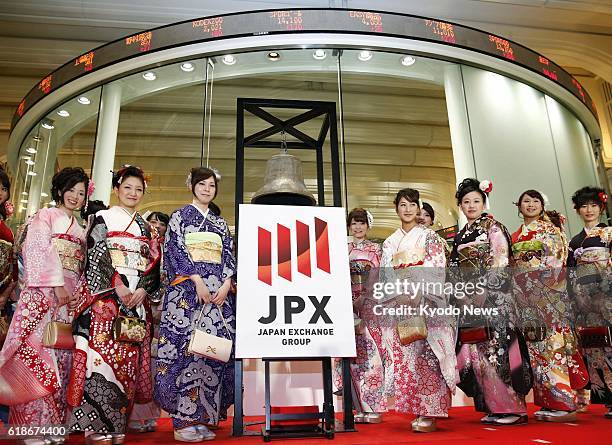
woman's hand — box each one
[54,285,71,306]
[211,280,231,306]
[115,284,132,306]
[128,288,148,309]
[195,280,211,304]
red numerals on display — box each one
[348,11,383,32]
[572,78,586,102]
[74,51,95,72]
[192,18,224,37]
[488,35,515,60]
[39,75,52,94]
[538,56,558,81]
[424,20,456,43]
[269,11,304,31]
[125,31,153,52]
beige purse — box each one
[397,317,428,346]
[43,312,75,349]
[187,304,233,363]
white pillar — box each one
[91,82,122,204]
[444,64,475,228]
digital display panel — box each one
[12,8,597,129]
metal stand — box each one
[232,98,355,439]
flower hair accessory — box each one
[479,180,493,194]
[599,192,608,204]
[211,167,221,181]
[365,210,374,228]
[418,199,423,208]
[540,192,550,206]
[87,179,95,198]
[4,202,14,218]
[185,172,192,190]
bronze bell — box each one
[251,152,316,206]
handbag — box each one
[577,326,611,348]
[397,317,428,346]
[113,315,147,343]
[42,318,75,349]
[187,304,233,363]
[459,326,493,344]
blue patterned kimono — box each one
[154,204,236,429]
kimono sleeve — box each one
[85,214,116,293]
[421,230,447,306]
[23,209,64,288]
[164,210,197,279]
[221,221,236,282]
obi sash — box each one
[349,259,373,285]
[185,231,222,264]
[107,232,150,272]
[0,239,12,288]
[51,233,85,274]
[392,247,425,269]
[512,239,544,269]
[575,247,609,284]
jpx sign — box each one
[235,204,355,358]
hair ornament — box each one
[366,210,374,228]
[540,192,550,206]
[418,199,423,208]
[479,179,493,194]
[4,202,14,218]
[211,167,221,181]
[185,172,192,189]
[599,192,608,204]
[87,179,95,197]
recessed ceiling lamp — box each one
[57,109,70,117]
[27,171,37,176]
[358,50,373,61]
[41,118,55,130]
[267,51,281,61]
[222,55,236,65]
[25,160,35,166]
[142,71,157,81]
[400,55,416,66]
[20,199,28,204]
[77,96,91,105]
[313,49,327,60]
[180,62,195,72]
[40,192,48,197]
[21,191,28,196]
[26,147,37,154]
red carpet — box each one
[2,405,610,444]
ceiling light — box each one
[222,55,236,65]
[25,160,35,166]
[180,62,195,72]
[358,50,373,61]
[26,147,37,154]
[77,96,91,105]
[57,109,70,117]
[20,199,28,204]
[400,55,416,66]
[21,191,28,196]
[313,49,327,60]
[41,118,55,130]
[142,71,157,81]
[40,192,48,197]
[27,171,37,176]
[267,51,281,61]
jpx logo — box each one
[257,217,331,286]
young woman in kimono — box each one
[511,190,588,422]
[450,178,532,426]
[155,167,236,442]
[567,186,611,419]
[67,165,160,445]
[128,211,169,433]
[0,167,89,443]
[333,208,387,423]
[381,188,456,433]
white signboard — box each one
[236,204,356,359]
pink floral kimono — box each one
[380,225,457,418]
[0,207,85,424]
